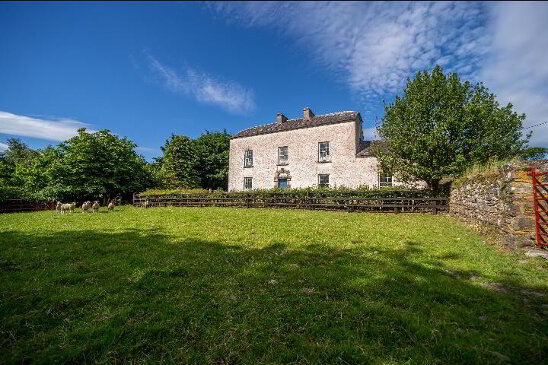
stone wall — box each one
[450,160,548,249]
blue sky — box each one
[1,2,547,160]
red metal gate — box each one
[530,168,548,249]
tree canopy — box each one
[0,130,153,202]
[374,65,531,192]
[157,131,230,190]
[0,129,232,202]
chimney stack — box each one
[276,113,288,123]
[303,107,315,121]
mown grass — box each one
[0,206,546,364]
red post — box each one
[531,168,543,248]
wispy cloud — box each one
[210,2,489,98]
[145,52,255,114]
[0,111,94,142]
[211,1,547,146]
[0,142,8,152]
[478,2,548,147]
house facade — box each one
[228,108,400,191]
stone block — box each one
[501,235,517,249]
[505,204,518,217]
[511,217,534,231]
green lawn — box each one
[1,206,546,364]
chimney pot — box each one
[303,107,315,121]
[276,113,288,123]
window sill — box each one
[244,165,253,168]
[277,162,289,166]
[317,160,332,163]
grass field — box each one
[1,206,546,364]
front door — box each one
[278,178,288,188]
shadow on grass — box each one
[0,228,546,364]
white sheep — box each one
[81,201,91,213]
[107,200,115,212]
[92,201,100,213]
[60,202,76,214]
[56,201,62,213]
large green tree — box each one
[159,135,201,188]
[194,131,231,190]
[374,65,530,193]
[0,139,40,200]
[18,129,153,201]
[158,131,231,190]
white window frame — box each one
[244,177,253,190]
[278,146,288,165]
[244,150,253,168]
[318,141,331,162]
[379,173,393,187]
[318,174,330,187]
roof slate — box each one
[232,111,360,139]
[356,140,387,157]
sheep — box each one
[143,199,150,209]
[81,201,91,213]
[107,200,115,212]
[92,201,100,213]
[60,202,76,214]
[56,201,62,213]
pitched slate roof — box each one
[232,111,360,139]
[356,140,387,157]
[356,140,373,157]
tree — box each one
[519,147,547,160]
[157,131,231,190]
[2,138,39,168]
[0,139,40,197]
[194,131,231,190]
[374,65,530,193]
[30,129,152,201]
[159,135,201,188]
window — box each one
[278,146,288,165]
[244,177,253,190]
[318,142,330,162]
[277,178,288,189]
[379,173,393,187]
[318,174,330,187]
[244,150,253,167]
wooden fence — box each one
[133,194,448,213]
[0,199,56,213]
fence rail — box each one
[133,194,448,213]
[0,199,56,213]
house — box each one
[228,107,402,191]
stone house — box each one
[228,107,402,191]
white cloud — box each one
[210,2,489,97]
[0,111,94,142]
[145,53,255,114]
[478,2,548,147]
[211,1,548,146]
[0,142,8,152]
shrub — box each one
[138,186,445,199]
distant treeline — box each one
[0,129,230,202]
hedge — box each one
[138,186,445,199]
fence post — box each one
[432,199,438,215]
[531,168,542,248]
